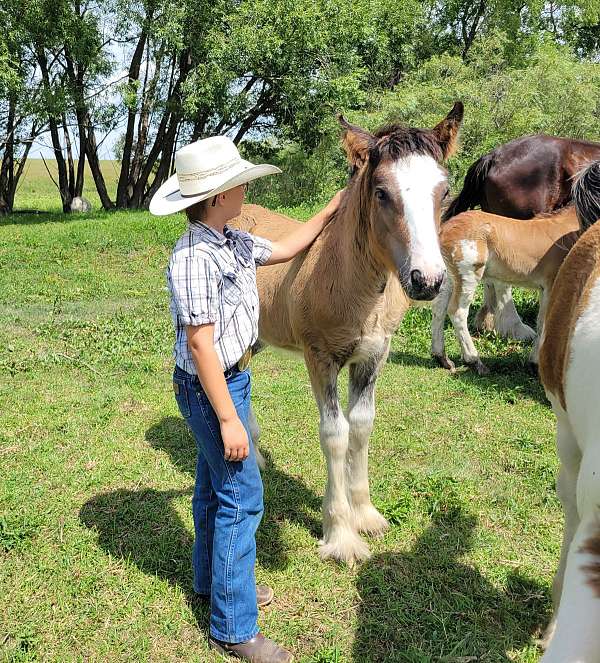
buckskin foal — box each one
[232,103,463,563]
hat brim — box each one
[149,161,282,216]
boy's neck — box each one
[190,211,229,235]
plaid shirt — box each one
[167,222,273,374]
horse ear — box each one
[338,115,375,169]
[432,101,464,161]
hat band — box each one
[178,157,241,184]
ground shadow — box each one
[144,416,323,569]
[79,486,211,633]
[451,358,548,406]
[353,509,549,662]
[387,351,440,369]
[79,416,323,635]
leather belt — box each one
[224,347,252,378]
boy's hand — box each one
[221,416,250,461]
[323,189,344,219]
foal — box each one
[538,161,600,661]
[233,104,463,563]
[431,207,579,374]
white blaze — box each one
[392,154,446,283]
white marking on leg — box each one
[346,356,389,537]
[431,274,453,358]
[392,155,446,283]
[493,282,536,341]
[318,399,370,563]
[449,241,483,367]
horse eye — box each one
[375,189,387,202]
[442,187,450,200]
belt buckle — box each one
[237,348,252,372]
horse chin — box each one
[408,287,440,302]
[400,273,442,301]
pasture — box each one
[1,171,559,662]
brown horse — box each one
[232,103,463,563]
[444,134,600,339]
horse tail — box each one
[574,160,600,230]
[443,152,494,222]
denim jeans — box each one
[172,364,264,643]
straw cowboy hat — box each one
[149,136,281,216]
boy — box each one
[150,136,341,662]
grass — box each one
[0,170,560,662]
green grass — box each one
[0,179,560,661]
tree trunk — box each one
[63,114,76,199]
[36,45,72,212]
[0,96,16,215]
[83,112,114,209]
[116,31,148,207]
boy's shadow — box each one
[79,416,323,630]
[144,416,323,568]
[354,509,550,662]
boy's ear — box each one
[338,115,375,170]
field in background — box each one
[14,160,121,213]
[0,181,559,661]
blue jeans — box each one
[172,365,263,643]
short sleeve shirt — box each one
[166,222,273,373]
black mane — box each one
[574,160,600,230]
[372,125,442,163]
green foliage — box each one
[248,37,600,208]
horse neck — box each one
[323,183,389,301]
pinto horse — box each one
[443,134,600,340]
[539,160,600,661]
[232,103,463,564]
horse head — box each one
[339,102,463,300]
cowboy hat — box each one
[149,136,281,216]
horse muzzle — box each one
[406,269,445,301]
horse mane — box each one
[573,160,600,230]
[372,124,443,163]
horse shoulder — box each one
[540,222,600,409]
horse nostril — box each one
[410,269,424,289]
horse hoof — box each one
[498,323,536,342]
[433,354,456,373]
[467,359,490,376]
[318,529,371,565]
[352,505,390,538]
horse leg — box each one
[542,450,600,661]
[492,282,536,341]
[247,403,266,471]
[346,341,391,537]
[305,350,370,564]
[474,280,497,333]
[431,274,455,371]
[448,268,489,375]
[528,286,548,368]
[541,402,581,651]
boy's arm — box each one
[186,324,249,462]
[265,190,344,265]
